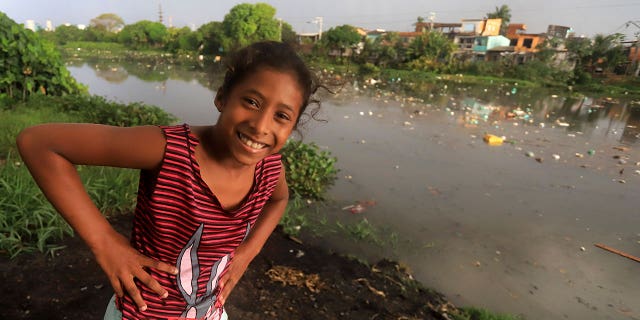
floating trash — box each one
[483,134,504,146]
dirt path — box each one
[0,214,457,319]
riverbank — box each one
[60,41,640,99]
[0,213,469,320]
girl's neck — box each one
[197,125,255,174]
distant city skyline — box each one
[2,0,639,40]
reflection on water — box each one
[66,59,226,125]
[67,58,640,146]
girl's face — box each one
[214,67,303,166]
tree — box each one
[406,31,456,66]
[281,21,297,45]
[358,32,403,68]
[221,3,280,52]
[118,21,167,49]
[166,27,202,53]
[89,13,125,33]
[592,33,626,73]
[322,24,362,59]
[53,24,84,44]
[486,4,511,35]
[197,21,224,55]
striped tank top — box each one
[118,124,282,319]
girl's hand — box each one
[93,229,178,312]
[216,248,252,307]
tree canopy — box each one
[221,3,280,52]
[89,13,125,33]
[323,25,361,51]
[118,20,167,49]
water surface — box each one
[68,60,640,320]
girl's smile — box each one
[237,131,268,150]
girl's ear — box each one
[214,91,224,112]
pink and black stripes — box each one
[118,124,281,319]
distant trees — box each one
[165,26,202,53]
[197,21,224,55]
[89,13,125,33]
[358,32,403,68]
[53,25,85,44]
[406,31,457,71]
[118,20,167,49]
[566,33,627,83]
[322,24,361,58]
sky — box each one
[2,0,640,40]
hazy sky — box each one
[2,0,639,39]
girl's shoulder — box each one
[187,125,212,140]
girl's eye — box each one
[244,98,259,108]
[276,112,292,121]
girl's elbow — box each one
[16,126,36,155]
[16,125,48,160]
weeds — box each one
[0,94,175,257]
[453,307,524,320]
[281,197,398,249]
[0,159,72,257]
[280,140,338,200]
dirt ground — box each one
[0,214,459,320]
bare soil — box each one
[0,214,457,320]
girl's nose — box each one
[251,111,271,135]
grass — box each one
[454,307,524,320]
[280,195,399,249]
[0,158,71,257]
[0,94,174,257]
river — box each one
[67,59,640,320]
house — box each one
[474,35,511,61]
[450,18,503,60]
[414,22,462,39]
[454,18,502,53]
[505,24,544,54]
[547,25,573,39]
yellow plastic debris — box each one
[483,134,504,146]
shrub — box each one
[280,140,338,200]
[0,12,85,102]
[25,94,177,127]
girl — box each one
[16,41,321,319]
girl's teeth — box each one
[240,134,265,149]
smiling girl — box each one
[17,41,322,319]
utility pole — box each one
[278,18,283,41]
[313,17,323,40]
[428,12,436,31]
[158,3,164,25]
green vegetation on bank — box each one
[454,307,524,320]
[0,96,175,257]
[0,12,85,103]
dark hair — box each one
[218,41,322,129]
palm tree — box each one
[486,4,511,35]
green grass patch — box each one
[0,94,175,257]
[453,307,524,320]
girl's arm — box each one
[16,123,177,312]
[217,167,290,306]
